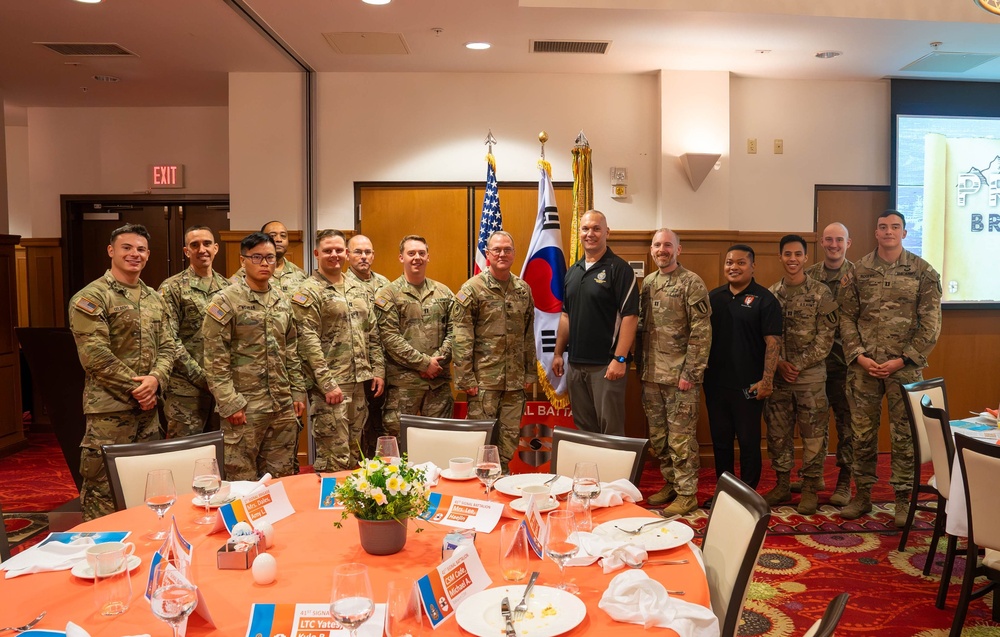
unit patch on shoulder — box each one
[74,296,100,315]
[291,292,310,307]
[207,302,231,324]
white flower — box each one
[386,475,403,495]
[365,459,382,473]
[355,478,371,492]
[370,487,387,506]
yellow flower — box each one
[386,475,403,495]
[370,487,387,505]
[365,459,382,473]
[386,463,400,474]
[355,478,371,492]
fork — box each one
[513,571,539,620]
[0,610,46,633]
[615,519,669,535]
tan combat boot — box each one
[839,486,872,519]
[662,494,699,517]
[647,484,677,507]
[894,490,912,528]
[791,474,826,494]
[797,477,821,515]
[828,467,852,507]
[763,472,792,506]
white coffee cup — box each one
[86,541,136,573]
[449,457,475,477]
[521,484,552,508]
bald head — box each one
[820,222,852,268]
[347,234,376,279]
[579,210,610,259]
[650,228,681,273]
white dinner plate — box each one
[455,584,586,637]
[509,496,559,513]
[592,517,695,552]
[440,468,478,481]
[70,555,142,580]
[494,474,572,498]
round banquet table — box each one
[0,473,710,637]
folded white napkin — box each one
[589,479,643,508]
[67,621,150,637]
[412,462,441,486]
[563,532,648,573]
[599,570,719,636]
[1,537,96,579]
[228,473,272,498]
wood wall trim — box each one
[18,238,62,248]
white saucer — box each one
[192,493,237,508]
[71,555,142,580]
[509,496,559,513]
[440,468,478,481]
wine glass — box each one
[330,563,374,637]
[475,445,502,501]
[144,469,177,540]
[375,436,400,462]
[191,457,222,525]
[572,462,601,531]
[150,559,198,637]
[385,578,424,637]
[544,510,580,593]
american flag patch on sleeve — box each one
[207,303,228,322]
[74,297,99,315]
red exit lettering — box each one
[153,165,177,186]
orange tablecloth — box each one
[0,474,709,636]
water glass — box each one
[150,560,198,637]
[385,578,424,637]
[475,445,502,501]
[499,522,528,582]
[192,457,222,525]
[330,563,374,637]
[544,510,579,594]
[144,469,177,541]
[375,436,400,462]
[93,548,132,616]
[566,492,592,531]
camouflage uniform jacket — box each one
[345,268,391,304]
[374,276,454,389]
[202,278,307,417]
[291,271,385,394]
[769,276,838,385]
[636,265,712,386]
[231,259,308,293]
[805,260,854,370]
[158,266,230,396]
[452,271,538,391]
[839,249,942,368]
[69,271,177,414]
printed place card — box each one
[418,493,504,533]
[416,546,492,629]
[219,481,295,531]
[319,476,340,509]
[245,603,386,637]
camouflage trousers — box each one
[80,409,161,521]
[361,379,388,459]
[310,382,368,472]
[641,382,701,496]
[222,409,297,481]
[763,381,829,477]
[847,364,920,491]
[826,364,853,471]
[382,384,454,438]
[163,390,213,438]
[468,389,526,470]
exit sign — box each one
[149,164,185,189]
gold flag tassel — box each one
[571,131,592,264]
[537,360,570,409]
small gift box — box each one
[217,538,261,570]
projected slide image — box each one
[897,115,1000,303]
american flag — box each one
[474,154,502,274]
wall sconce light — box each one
[610,166,628,198]
[679,153,722,191]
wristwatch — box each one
[613,355,627,363]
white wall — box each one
[23,106,228,237]
[315,72,661,232]
[5,126,29,238]
[729,78,891,232]
[229,73,305,232]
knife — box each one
[501,597,517,637]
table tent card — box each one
[145,517,216,630]
[417,492,505,533]
[319,476,340,509]
[245,603,386,637]
[523,501,547,559]
[217,481,296,533]
[416,545,492,629]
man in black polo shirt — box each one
[553,210,639,435]
[704,244,782,497]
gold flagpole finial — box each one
[539,131,548,159]
[484,130,498,154]
[574,130,590,148]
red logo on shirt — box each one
[742,295,756,307]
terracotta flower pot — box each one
[356,518,408,555]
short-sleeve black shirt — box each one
[704,278,783,390]
[562,247,640,365]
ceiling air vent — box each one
[36,42,138,57]
[531,40,611,55]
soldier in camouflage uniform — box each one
[158,226,230,437]
[293,230,385,471]
[203,232,307,481]
[802,222,855,505]
[762,235,838,514]
[375,235,455,437]
[839,211,942,526]
[345,233,391,458]
[230,220,307,293]
[452,231,537,471]
[636,229,711,517]
[69,224,177,520]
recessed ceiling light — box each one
[75,0,103,4]
[362,0,391,5]
[815,50,842,59]
[465,42,491,50]
[94,74,120,82]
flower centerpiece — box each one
[333,455,431,555]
